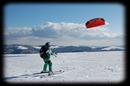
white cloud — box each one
[105,21,109,25]
[4,27,32,38]
[4,22,124,46]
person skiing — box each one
[39,42,57,75]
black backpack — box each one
[39,45,48,58]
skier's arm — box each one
[46,48,57,57]
[50,50,57,57]
[51,52,57,57]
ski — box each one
[48,70,65,76]
[32,70,65,77]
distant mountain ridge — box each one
[3,44,125,54]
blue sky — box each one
[4,3,125,46]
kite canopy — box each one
[85,17,105,28]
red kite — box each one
[85,17,105,28]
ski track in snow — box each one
[3,51,125,84]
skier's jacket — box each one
[39,45,48,58]
[39,45,57,58]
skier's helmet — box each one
[45,42,50,47]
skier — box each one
[40,42,57,75]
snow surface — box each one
[3,51,125,84]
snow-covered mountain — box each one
[3,44,125,54]
[101,46,124,50]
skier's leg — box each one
[48,60,53,76]
[48,60,52,72]
[43,58,48,71]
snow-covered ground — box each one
[3,51,125,84]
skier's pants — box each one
[43,58,52,71]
